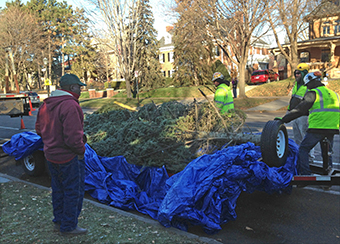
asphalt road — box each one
[0,109,339,244]
[244,110,340,169]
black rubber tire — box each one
[20,150,46,176]
[260,120,289,167]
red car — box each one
[250,70,279,84]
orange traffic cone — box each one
[28,99,35,116]
[20,117,26,129]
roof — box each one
[304,0,340,21]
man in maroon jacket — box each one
[36,74,87,235]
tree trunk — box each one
[238,60,247,98]
[37,62,41,89]
[8,49,19,93]
[5,53,9,93]
[125,72,132,98]
[61,37,65,77]
[49,42,52,82]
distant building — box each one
[158,26,175,78]
[270,0,340,78]
[158,26,272,80]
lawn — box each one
[79,78,340,110]
[0,181,207,244]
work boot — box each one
[60,226,88,236]
[326,166,335,176]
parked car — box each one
[22,91,40,107]
[250,70,279,84]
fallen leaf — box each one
[245,226,253,231]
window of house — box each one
[323,26,330,35]
[335,20,340,35]
[323,21,330,35]
[168,53,170,62]
[300,52,309,63]
[163,71,166,77]
[321,50,330,62]
[163,53,165,63]
[168,70,171,77]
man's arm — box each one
[282,90,316,123]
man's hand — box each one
[78,154,84,160]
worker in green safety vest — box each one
[280,71,340,175]
[212,72,234,114]
[287,63,315,162]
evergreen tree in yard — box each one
[61,7,96,83]
[173,0,215,87]
[135,0,164,90]
[26,0,65,82]
[212,59,230,82]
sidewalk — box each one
[246,96,290,112]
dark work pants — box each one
[47,156,85,232]
[233,88,237,98]
[298,132,334,175]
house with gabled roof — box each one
[158,26,272,81]
[270,0,340,78]
[158,26,175,78]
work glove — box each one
[274,117,284,123]
[78,154,85,160]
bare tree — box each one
[0,5,46,90]
[267,0,321,73]
[86,0,142,98]
[202,0,275,98]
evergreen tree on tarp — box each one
[173,0,215,87]
[135,0,164,90]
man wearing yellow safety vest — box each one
[280,71,340,175]
[212,72,234,114]
[287,63,314,162]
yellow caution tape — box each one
[113,101,137,111]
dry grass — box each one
[0,181,207,244]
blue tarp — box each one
[2,131,43,160]
[3,132,298,233]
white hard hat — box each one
[304,71,322,85]
[212,72,224,82]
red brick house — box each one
[270,0,340,78]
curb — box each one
[0,172,222,244]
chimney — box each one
[166,26,174,32]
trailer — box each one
[0,93,33,117]
[260,119,340,187]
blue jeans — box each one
[47,156,85,232]
[233,88,237,98]
[298,132,334,175]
